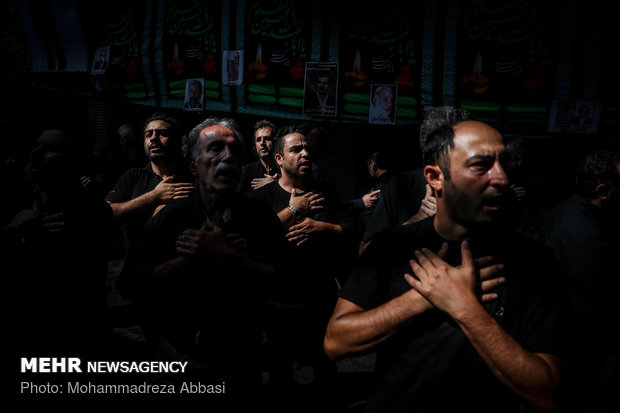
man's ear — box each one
[424,165,443,197]
[189,159,198,176]
[274,153,283,167]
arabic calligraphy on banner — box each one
[242,0,314,112]
[339,1,423,121]
[457,0,556,107]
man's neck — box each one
[278,173,308,193]
[199,187,230,224]
[259,157,275,172]
[433,213,470,242]
[151,160,175,179]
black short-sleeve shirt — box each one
[362,168,427,242]
[340,217,569,412]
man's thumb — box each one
[425,184,433,197]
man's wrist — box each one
[287,205,301,218]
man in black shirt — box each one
[106,112,194,299]
[361,106,471,247]
[239,119,279,193]
[325,120,569,412]
[248,123,355,408]
[542,150,620,412]
[132,117,287,409]
[8,129,113,360]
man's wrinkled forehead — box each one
[201,125,236,140]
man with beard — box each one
[542,150,620,412]
[247,124,355,409]
[131,117,288,409]
[325,120,569,412]
[239,119,279,193]
[7,129,113,364]
[106,112,194,299]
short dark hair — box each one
[273,123,306,157]
[422,125,456,179]
[253,119,276,134]
[367,150,391,170]
[143,112,183,140]
[576,150,620,200]
[419,107,472,179]
[187,117,244,160]
[419,106,471,149]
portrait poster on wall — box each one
[183,78,204,111]
[303,62,338,117]
[369,84,397,125]
[91,46,110,75]
[548,100,601,134]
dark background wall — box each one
[1,0,619,203]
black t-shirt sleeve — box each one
[338,239,395,309]
[105,168,140,203]
[362,169,427,242]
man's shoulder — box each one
[234,192,278,214]
[492,229,559,274]
[118,165,153,179]
[390,168,425,185]
[241,160,262,174]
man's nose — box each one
[220,145,235,160]
[490,161,509,187]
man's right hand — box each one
[251,173,278,190]
[288,188,324,216]
[433,242,505,303]
[153,176,194,204]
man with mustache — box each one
[239,119,279,193]
[325,119,569,412]
[131,117,288,409]
[247,123,355,408]
[106,112,194,299]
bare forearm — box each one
[109,191,158,219]
[454,304,562,411]
[153,256,190,280]
[277,208,296,229]
[325,293,431,360]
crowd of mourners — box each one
[4,107,619,412]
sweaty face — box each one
[277,133,311,179]
[442,121,509,227]
[254,127,274,160]
[144,120,174,161]
[194,125,242,193]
